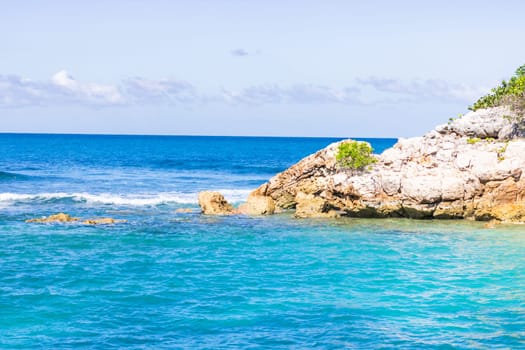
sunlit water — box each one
[1,134,523,349]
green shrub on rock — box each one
[336,140,377,170]
[470,64,525,115]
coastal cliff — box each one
[248,106,525,222]
[199,106,525,223]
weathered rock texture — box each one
[247,107,525,223]
[237,193,276,215]
[197,191,276,216]
[198,191,235,215]
[436,106,524,140]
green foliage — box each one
[336,140,377,170]
[469,64,525,113]
[516,64,525,77]
[467,137,481,144]
[497,142,509,161]
[466,137,497,144]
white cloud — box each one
[0,71,125,108]
[222,84,361,105]
[221,78,487,106]
[0,71,201,108]
[356,77,491,104]
[0,71,491,109]
[123,77,197,103]
[0,75,50,107]
[51,70,124,105]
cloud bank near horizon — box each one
[0,70,490,109]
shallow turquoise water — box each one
[1,134,524,348]
[1,217,524,349]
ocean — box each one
[1,134,524,349]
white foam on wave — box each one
[0,189,251,206]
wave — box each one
[0,190,251,206]
[0,171,31,181]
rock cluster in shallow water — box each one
[26,213,126,225]
[198,191,275,216]
[199,107,525,223]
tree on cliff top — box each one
[470,64,525,118]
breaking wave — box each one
[0,189,251,206]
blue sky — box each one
[2,0,525,137]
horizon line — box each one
[0,131,399,139]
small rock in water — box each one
[175,208,194,213]
[198,191,235,215]
[26,213,126,225]
[26,213,79,223]
[82,218,127,225]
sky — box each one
[1,0,525,137]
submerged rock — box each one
[175,208,194,213]
[198,191,235,215]
[26,213,79,223]
[81,218,127,225]
[26,213,126,225]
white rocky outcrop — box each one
[197,107,525,222]
[435,106,523,139]
[241,107,525,222]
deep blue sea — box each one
[1,134,524,349]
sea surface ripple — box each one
[0,134,523,349]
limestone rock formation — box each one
[198,191,235,215]
[248,107,525,223]
[294,192,339,218]
[435,106,523,139]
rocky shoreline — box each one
[199,106,525,223]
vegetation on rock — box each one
[497,142,509,161]
[336,140,377,170]
[467,137,481,144]
[470,64,525,119]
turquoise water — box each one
[1,134,524,348]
